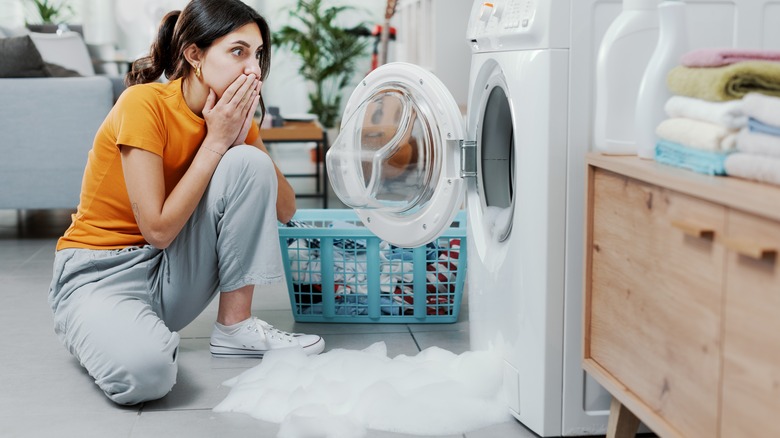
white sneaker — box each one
[209,317,325,358]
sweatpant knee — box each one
[99,333,180,405]
[219,145,277,190]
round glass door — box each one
[327,62,466,247]
[327,86,439,213]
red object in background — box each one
[370,24,396,72]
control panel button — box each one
[479,2,494,22]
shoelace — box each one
[246,317,294,343]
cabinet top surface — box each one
[587,153,780,222]
[258,120,324,141]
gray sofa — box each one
[0,76,114,210]
[0,28,121,211]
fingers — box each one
[203,89,216,114]
[232,74,257,108]
[233,94,261,146]
[243,82,261,114]
[235,80,260,123]
[220,73,251,104]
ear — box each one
[183,44,202,67]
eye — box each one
[231,48,243,56]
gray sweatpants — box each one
[48,146,285,405]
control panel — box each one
[467,0,570,52]
[475,0,537,32]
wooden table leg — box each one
[607,397,640,438]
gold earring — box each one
[195,65,201,78]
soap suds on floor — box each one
[214,342,511,437]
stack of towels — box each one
[654,48,780,179]
[726,93,780,186]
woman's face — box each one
[200,22,264,98]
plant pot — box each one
[27,24,84,37]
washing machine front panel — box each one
[466,49,569,435]
[327,63,466,248]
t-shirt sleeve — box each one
[245,120,260,145]
[112,85,167,157]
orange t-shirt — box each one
[57,78,260,250]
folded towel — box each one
[737,128,780,158]
[742,92,780,127]
[725,153,780,186]
[667,61,780,101]
[664,96,746,129]
[749,117,780,137]
[681,48,780,68]
[656,117,738,151]
[655,139,730,175]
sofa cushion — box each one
[0,26,30,38]
[44,62,81,77]
[29,31,95,77]
[0,35,48,78]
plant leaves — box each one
[272,0,369,127]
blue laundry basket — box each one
[278,209,467,323]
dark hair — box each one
[126,0,271,118]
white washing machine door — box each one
[326,62,467,247]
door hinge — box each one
[459,140,477,178]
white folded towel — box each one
[737,128,780,158]
[742,92,780,128]
[664,96,747,129]
[656,117,739,152]
[725,153,780,186]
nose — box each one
[244,60,262,78]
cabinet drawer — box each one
[587,169,725,438]
[721,209,780,437]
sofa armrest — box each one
[0,76,113,210]
[106,75,127,103]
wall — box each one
[1,0,472,121]
[394,0,472,110]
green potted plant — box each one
[273,0,369,129]
[26,0,76,34]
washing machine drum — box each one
[327,62,467,248]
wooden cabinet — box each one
[584,154,780,438]
[721,210,780,437]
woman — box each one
[48,0,324,406]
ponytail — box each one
[125,11,181,87]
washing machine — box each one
[326,0,778,436]
[326,0,611,436]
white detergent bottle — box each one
[593,0,660,155]
[635,0,688,159]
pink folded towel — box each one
[682,48,780,68]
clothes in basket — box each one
[283,218,462,318]
[278,210,467,323]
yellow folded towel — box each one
[667,61,780,101]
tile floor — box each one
[0,149,546,437]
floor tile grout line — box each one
[407,325,422,352]
[25,243,51,265]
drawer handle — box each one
[671,220,716,239]
[721,237,778,260]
